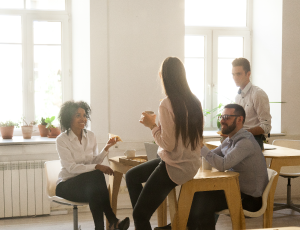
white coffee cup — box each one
[124,149,136,158]
[201,156,212,171]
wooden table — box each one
[205,141,300,228]
[107,156,167,230]
[247,228,300,230]
[171,169,246,230]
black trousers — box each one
[126,158,177,230]
[56,170,118,230]
[188,190,262,230]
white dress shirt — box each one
[235,82,272,135]
[56,129,108,184]
[151,97,202,185]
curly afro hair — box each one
[58,101,91,134]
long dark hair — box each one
[160,57,203,150]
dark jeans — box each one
[188,190,262,230]
[56,170,118,230]
[125,158,177,230]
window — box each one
[185,0,251,130]
[0,0,70,127]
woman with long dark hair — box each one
[55,101,130,230]
[126,57,204,230]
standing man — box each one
[232,58,272,149]
[187,104,269,230]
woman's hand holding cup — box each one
[139,111,157,129]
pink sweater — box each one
[151,97,202,185]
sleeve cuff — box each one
[201,145,210,157]
[151,125,160,136]
[86,164,97,172]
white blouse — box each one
[56,129,108,185]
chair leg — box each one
[73,205,79,230]
[273,178,300,213]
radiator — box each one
[0,160,51,218]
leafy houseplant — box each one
[0,121,19,139]
[203,103,224,130]
[45,116,61,138]
[38,117,49,137]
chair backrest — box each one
[243,168,277,217]
[272,139,300,150]
[44,160,62,198]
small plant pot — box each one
[21,126,33,139]
[48,127,61,138]
[0,126,14,139]
[38,124,49,137]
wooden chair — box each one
[44,160,88,230]
[170,170,246,230]
[272,139,300,213]
[217,168,277,223]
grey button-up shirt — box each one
[202,129,268,197]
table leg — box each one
[168,188,178,225]
[106,171,123,230]
[157,199,167,227]
[224,177,246,230]
[172,183,194,230]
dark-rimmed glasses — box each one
[218,115,240,121]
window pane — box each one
[0,16,22,43]
[217,59,238,106]
[34,21,61,44]
[185,36,204,58]
[185,58,205,103]
[0,44,23,122]
[0,0,23,9]
[26,0,65,10]
[185,0,247,27]
[34,45,62,121]
[218,37,243,58]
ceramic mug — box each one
[124,149,136,158]
[145,111,154,115]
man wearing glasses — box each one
[187,103,268,230]
[232,57,272,149]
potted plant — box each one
[21,118,36,139]
[38,117,49,137]
[45,116,61,138]
[0,121,19,139]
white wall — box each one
[108,0,184,143]
[73,0,184,144]
[252,0,282,134]
[72,0,91,104]
[281,0,300,135]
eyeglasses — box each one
[218,115,240,121]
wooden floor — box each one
[1,203,300,230]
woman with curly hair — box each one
[55,101,130,230]
[126,57,203,230]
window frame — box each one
[0,1,71,135]
[185,0,252,130]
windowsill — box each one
[0,136,56,146]
[203,130,286,138]
[0,131,286,146]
